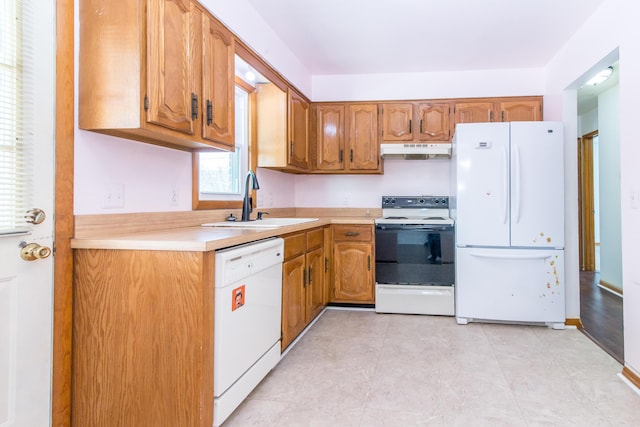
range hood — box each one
[380,143,452,160]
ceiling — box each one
[245,0,615,114]
[246,0,606,75]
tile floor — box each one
[222,309,640,426]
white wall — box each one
[597,85,622,289]
[544,0,640,376]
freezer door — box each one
[455,247,565,324]
[455,123,510,247]
[509,122,564,248]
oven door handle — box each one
[376,224,453,231]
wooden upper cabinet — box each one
[380,103,413,141]
[313,104,345,171]
[201,13,235,148]
[79,0,235,151]
[348,104,380,171]
[454,98,543,124]
[416,103,451,141]
[256,84,310,172]
[288,88,310,169]
[454,102,496,124]
[499,100,542,122]
[146,0,194,134]
[310,103,382,174]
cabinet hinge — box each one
[409,119,412,134]
[339,149,343,163]
[325,257,328,272]
[501,111,505,122]
[290,141,294,157]
[490,111,494,122]
[350,149,354,162]
[144,95,149,111]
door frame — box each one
[52,0,74,425]
[578,130,597,271]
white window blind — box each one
[0,0,34,234]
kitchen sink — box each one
[202,218,319,228]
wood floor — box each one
[579,271,624,363]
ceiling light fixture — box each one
[585,66,614,86]
[244,69,256,82]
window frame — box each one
[192,77,257,210]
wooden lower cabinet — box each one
[72,249,215,427]
[281,227,327,349]
[330,224,375,304]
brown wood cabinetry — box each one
[454,97,542,124]
[72,249,214,427]
[310,103,381,173]
[330,224,375,304]
[256,84,311,172]
[281,227,327,349]
[380,102,453,142]
[79,0,235,151]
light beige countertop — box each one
[71,217,375,252]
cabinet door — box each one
[416,103,451,141]
[380,103,413,141]
[332,241,374,303]
[314,105,345,171]
[306,247,325,321]
[146,0,194,134]
[348,104,379,171]
[288,89,310,169]
[282,255,306,349]
[454,102,496,124]
[202,14,234,148]
[499,100,542,122]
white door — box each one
[0,0,55,425]
[510,122,565,248]
[454,122,510,247]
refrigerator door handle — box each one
[470,252,553,260]
[514,144,521,224]
[502,146,509,224]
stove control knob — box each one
[418,198,425,204]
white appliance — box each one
[214,238,284,426]
[452,122,565,329]
[375,196,455,316]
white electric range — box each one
[374,196,455,316]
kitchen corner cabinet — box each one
[380,102,452,142]
[330,224,375,304]
[281,228,326,350]
[72,249,214,427]
[79,0,235,151]
[454,97,542,124]
[256,84,310,172]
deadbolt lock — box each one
[19,242,52,261]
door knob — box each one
[19,242,52,261]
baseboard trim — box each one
[598,279,623,297]
[565,318,583,328]
[622,366,640,390]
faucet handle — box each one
[257,211,270,220]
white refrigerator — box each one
[452,121,565,329]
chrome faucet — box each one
[241,170,260,221]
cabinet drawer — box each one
[283,233,306,259]
[332,225,372,242]
[307,228,324,250]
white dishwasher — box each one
[214,238,284,426]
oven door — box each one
[375,224,455,286]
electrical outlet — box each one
[170,187,179,207]
[343,195,350,206]
[103,183,124,209]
